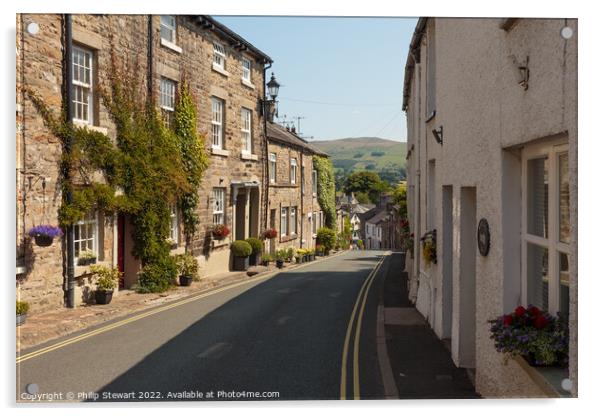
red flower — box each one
[503,315,513,327]
[514,306,526,317]
[534,315,548,329]
[527,306,541,316]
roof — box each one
[266,122,328,156]
[366,209,389,225]
[196,16,273,64]
[402,17,428,111]
[355,203,375,214]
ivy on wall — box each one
[27,46,209,293]
[313,155,336,229]
[173,81,209,249]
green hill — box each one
[311,137,407,185]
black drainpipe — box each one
[64,14,75,308]
[147,15,154,102]
[262,60,272,232]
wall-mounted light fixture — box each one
[261,73,280,122]
[26,22,39,35]
[510,55,529,90]
[431,126,443,145]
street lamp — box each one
[263,72,280,122]
[267,72,280,101]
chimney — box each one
[286,125,290,131]
[291,126,296,134]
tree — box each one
[343,171,386,204]
[391,182,408,217]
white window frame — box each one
[211,97,224,149]
[281,207,289,237]
[160,15,177,44]
[213,42,226,70]
[269,153,277,184]
[312,169,318,195]
[169,203,179,245]
[290,158,298,184]
[160,77,176,111]
[74,211,98,261]
[213,187,225,225]
[312,211,318,235]
[241,107,252,154]
[521,139,570,316]
[242,57,252,83]
[72,46,93,124]
[290,206,297,235]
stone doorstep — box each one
[17,251,347,352]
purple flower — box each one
[28,224,63,238]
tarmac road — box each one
[17,250,388,402]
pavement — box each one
[16,249,479,402]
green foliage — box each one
[136,256,178,293]
[16,301,30,315]
[353,152,364,158]
[316,227,337,251]
[175,252,199,280]
[343,171,386,204]
[275,249,287,261]
[370,150,385,157]
[355,192,370,204]
[245,237,263,254]
[313,155,336,229]
[89,264,121,291]
[174,81,209,246]
[391,182,408,217]
[261,253,274,263]
[231,240,252,257]
[286,247,295,261]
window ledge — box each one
[511,355,570,397]
[241,152,259,161]
[72,121,108,135]
[160,38,182,54]
[280,235,298,243]
[241,79,256,89]
[74,260,111,278]
[211,147,230,157]
[212,64,230,77]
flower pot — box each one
[276,259,284,268]
[310,254,315,261]
[77,257,97,266]
[179,275,193,286]
[249,253,260,266]
[233,256,249,271]
[16,313,27,326]
[34,234,53,247]
[95,290,113,305]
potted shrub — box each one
[421,230,437,265]
[308,248,315,261]
[77,249,97,266]
[295,252,303,264]
[246,237,263,266]
[231,240,252,271]
[489,305,569,367]
[262,228,278,240]
[275,249,285,268]
[89,264,120,305]
[28,224,63,247]
[357,239,364,250]
[212,224,230,240]
[175,253,198,286]
[261,253,273,266]
[16,301,29,326]
[286,247,295,263]
[315,244,324,256]
[317,227,336,256]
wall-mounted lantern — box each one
[431,126,443,145]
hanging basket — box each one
[34,234,54,247]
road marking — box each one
[17,250,351,364]
[329,292,341,298]
[339,254,386,400]
[198,342,231,359]
[352,255,385,399]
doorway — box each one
[441,185,453,339]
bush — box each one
[261,253,274,263]
[316,227,336,251]
[175,252,199,280]
[89,264,121,291]
[245,237,263,254]
[231,240,252,257]
[16,301,29,315]
[286,247,295,261]
[136,256,178,293]
[275,249,287,260]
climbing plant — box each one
[313,155,336,229]
[27,45,207,293]
[173,81,209,249]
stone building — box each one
[403,18,577,397]
[264,122,328,254]
[16,14,272,311]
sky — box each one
[215,16,417,142]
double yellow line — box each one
[16,271,281,364]
[339,254,386,400]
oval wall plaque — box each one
[477,218,490,256]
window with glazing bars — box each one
[269,153,277,183]
[72,46,93,124]
[160,15,176,43]
[242,58,251,82]
[290,207,297,235]
[213,188,225,225]
[74,211,97,259]
[290,158,297,184]
[281,207,289,236]
[211,97,224,148]
[213,42,226,69]
[169,204,178,244]
[241,108,252,153]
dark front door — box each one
[117,213,125,289]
